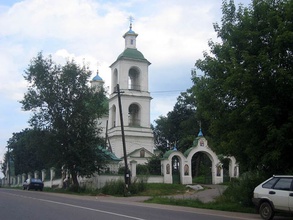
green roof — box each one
[162,150,175,159]
[184,137,200,157]
[116,48,150,63]
[97,146,121,161]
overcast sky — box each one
[0,0,251,176]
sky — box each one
[0,0,251,176]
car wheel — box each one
[259,201,274,220]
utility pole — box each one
[0,160,2,187]
[115,84,130,195]
[7,146,10,187]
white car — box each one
[252,175,293,220]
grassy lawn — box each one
[145,196,255,213]
[135,183,188,196]
[134,183,255,213]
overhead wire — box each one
[150,89,184,94]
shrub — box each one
[118,166,125,175]
[101,177,147,196]
[136,164,149,175]
[129,177,147,194]
[222,171,266,206]
[101,179,125,195]
[146,156,161,175]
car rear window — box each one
[273,178,292,191]
[263,178,278,189]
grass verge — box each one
[145,196,255,213]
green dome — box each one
[116,48,149,63]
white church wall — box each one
[107,116,154,155]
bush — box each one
[193,175,205,184]
[222,171,266,206]
[146,156,161,175]
[129,177,147,194]
[118,167,125,175]
[101,179,125,195]
[118,164,150,175]
[136,164,149,175]
[101,177,147,196]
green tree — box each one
[7,129,56,175]
[146,155,161,175]
[193,0,293,173]
[153,89,199,153]
[152,115,171,153]
[20,53,108,187]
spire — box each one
[129,16,134,31]
[173,142,178,151]
[92,69,103,81]
[198,128,203,137]
[198,121,204,137]
[123,16,138,49]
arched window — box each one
[111,105,116,128]
[128,103,140,126]
[113,69,118,93]
[128,67,140,91]
[140,149,145,158]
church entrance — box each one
[191,152,212,184]
[161,134,239,185]
[172,156,180,184]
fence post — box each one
[41,169,46,182]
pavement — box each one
[166,184,228,203]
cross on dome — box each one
[128,16,134,30]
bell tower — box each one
[108,20,154,161]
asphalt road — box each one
[0,188,288,220]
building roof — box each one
[97,146,121,161]
[92,70,103,82]
[116,48,150,63]
[125,147,154,158]
[92,74,103,81]
[123,28,137,37]
[162,149,177,159]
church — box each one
[89,22,239,184]
[91,21,155,169]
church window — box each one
[140,149,145,158]
[111,105,117,128]
[128,67,140,91]
[112,69,118,93]
[128,104,140,126]
[130,39,134,45]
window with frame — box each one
[140,149,145,158]
[263,178,278,189]
[273,178,292,191]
